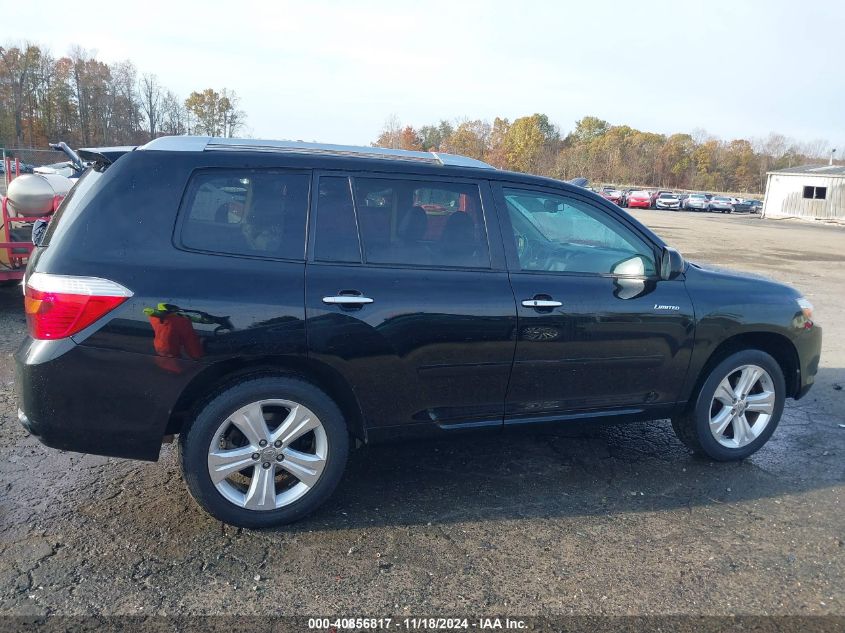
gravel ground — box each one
[0,209,843,618]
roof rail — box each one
[137,136,495,169]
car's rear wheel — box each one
[179,376,349,527]
[671,349,785,461]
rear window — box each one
[354,177,490,268]
[178,170,309,259]
[40,167,105,247]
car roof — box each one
[132,135,590,192]
[138,136,495,169]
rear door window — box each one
[313,176,360,263]
[179,170,309,259]
[353,177,490,269]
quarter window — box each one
[504,188,656,276]
[354,178,489,268]
[180,170,309,259]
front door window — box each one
[503,188,656,276]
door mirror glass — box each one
[611,255,647,277]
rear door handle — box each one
[322,295,374,306]
[521,299,562,308]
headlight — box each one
[797,297,814,320]
[796,297,814,328]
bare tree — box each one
[109,60,140,143]
[220,88,245,137]
[160,90,188,136]
[139,73,162,139]
[374,114,402,149]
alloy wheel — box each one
[709,364,776,449]
[207,399,327,510]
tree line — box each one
[0,41,246,151]
[374,114,837,194]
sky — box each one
[4,0,844,152]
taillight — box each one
[24,272,133,340]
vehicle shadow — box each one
[288,370,844,531]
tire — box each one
[179,375,350,528]
[672,349,785,461]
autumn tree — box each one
[418,120,453,151]
[0,42,42,145]
[656,133,695,188]
[184,88,245,137]
[572,116,610,144]
[503,113,559,173]
[0,39,253,151]
[370,112,834,194]
[443,119,490,159]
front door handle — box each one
[522,299,562,308]
[322,294,374,306]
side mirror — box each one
[660,246,685,280]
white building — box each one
[762,163,845,221]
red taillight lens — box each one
[24,273,133,340]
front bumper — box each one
[15,336,200,461]
[794,323,822,400]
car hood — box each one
[685,260,800,297]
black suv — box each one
[16,137,821,528]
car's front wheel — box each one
[179,376,349,528]
[671,350,785,461]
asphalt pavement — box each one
[0,209,842,618]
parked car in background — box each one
[655,192,681,210]
[0,162,35,174]
[34,161,80,179]
[15,136,821,528]
[677,193,690,208]
[707,196,734,213]
[683,193,710,211]
[626,190,651,208]
[709,196,735,213]
[650,190,672,208]
[600,186,623,205]
[748,200,762,213]
[732,199,755,213]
